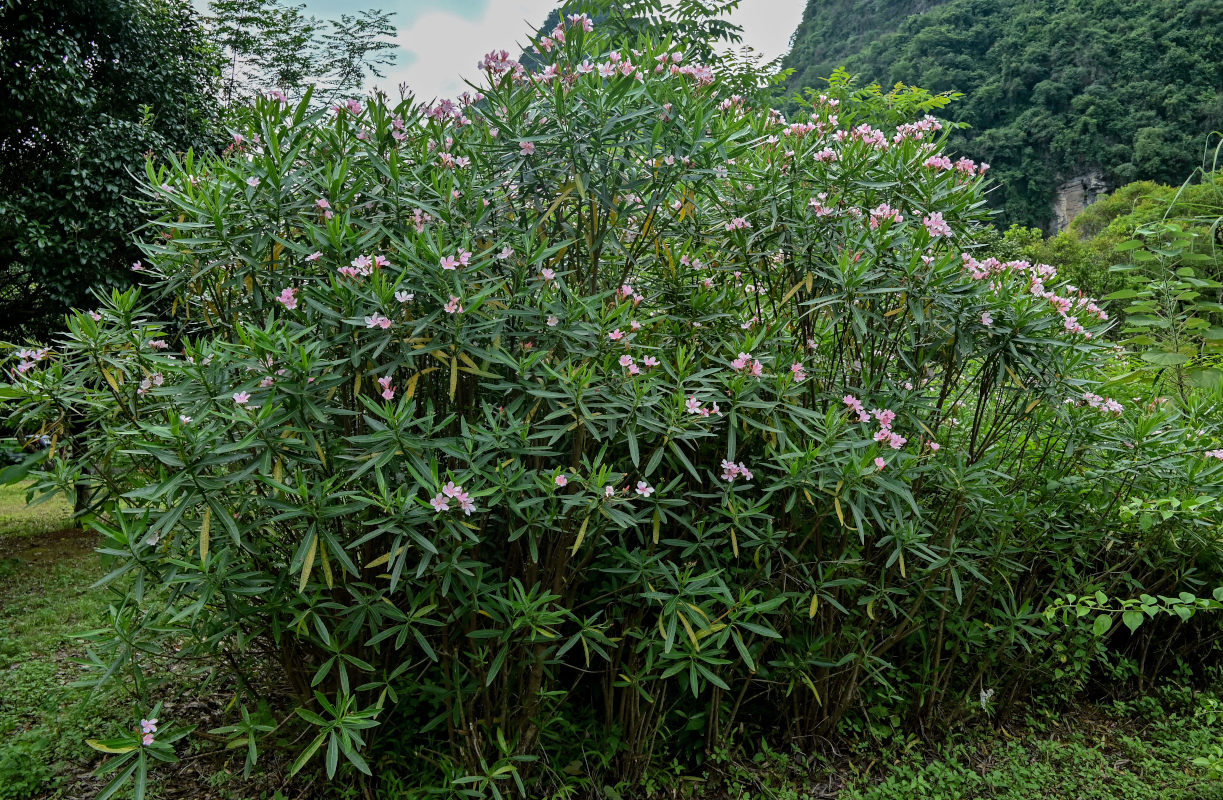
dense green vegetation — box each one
[781,0,1223,230]
[0,0,222,341]
[3,1,1223,797]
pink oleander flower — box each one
[608,329,624,341]
[306,251,322,262]
[619,354,635,368]
[179,415,192,425]
[923,211,952,237]
[871,408,896,428]
[980,311,993,326]
[233,391,251,405]
[874,457,886,470]
[378,375,395,400]
[604,485,615,498]
[731,352,751,371]
[444,296,464,314]
[140,719,158,734]
[520,141,535,155]
[546,315,559,327]
[89,311,102,321]
[364,313,392,329]
[131,260,144,272]
[685,395,701,414]
[276,287,298,310]
[541,268,556,281]
[790,362,807,381]
[430,493,450,512]
[720,459,753,482]
[749,360,763,377]
[929,442,940,452]
[1206,449,1223,460]
[635,481,654,497]
[555,474,568,487]
[148,339,168,350]
[395,290,414,303]
[142,733,155,747]
[725,217,751,231]
[642,355,659,368]
[246,176,260,187]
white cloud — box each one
[381,0,555,100]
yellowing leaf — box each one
[809,593,819,618]
[86,740,138,754]
[298,533,317,593]
[200,506,211,566]
[571,514,590,555]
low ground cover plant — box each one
[6,14,1223,796]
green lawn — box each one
[0,482,126,799]
[833,700,1222,800]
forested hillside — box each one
[781,0,1223,230]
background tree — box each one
[206,0,397,106]
[780,0,1223,231]
[0,0,222,341]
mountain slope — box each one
[780,0,1223,230]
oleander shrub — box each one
[6,15,1223,795]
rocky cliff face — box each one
[1050,172,1109,232]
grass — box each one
[834,697,1222,800]
[0,481,73,539]
[0,481,128,800]
[706,687,1222,800]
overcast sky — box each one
[265,0,806,100]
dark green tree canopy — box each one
[781,0,1223,230]
[0,0,222,339]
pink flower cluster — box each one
[338,253,390,279]
[961,255,1107,336]
[140,718,158,747]
[14,348,49,374]
[871,408,907,450]
[430,481,476,515]
[377,375,395,400]
[477,49,525,79]
[848,123,888,149]
[685,394,722,417]
[276,287,298,310]
[720,459,753,482]
[440,249,472,270]
[808,193,834,217]
[923,211,952,237]
[731,352,764,377]
[869,203,903,229]
[1082,392,1124,415]
[843,394,872,423]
